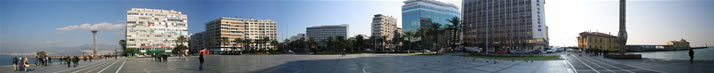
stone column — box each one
[618,0,628,54]
[92,30,98,56]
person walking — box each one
[199,52,205,71]
[689,48,695,63]
[341,49,346,56]
[73,56,79,67]
[66,56,71,68]
[12,56,18,72]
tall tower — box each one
[618,0,628,54]
[92,30,98,56]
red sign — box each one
[140,46,153,48]
[160,46,172,48]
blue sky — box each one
[1,0,713,55]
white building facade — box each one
[126,8,188,53]
[204,17,277,53]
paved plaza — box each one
[1,53,713,73]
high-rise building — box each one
[371,14,398,49]
[463,0,549,51]
[126,8,188,54]
[204,17,277,53]
[402,0,460,33]
[306,24,348,42]
[189,32,205,51]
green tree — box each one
[447,17,462,49]
[354,35,365,52]
[307,38,317,53]
[119,39,127,56]
[392,30,402,52]
[270,40,279,51]
[174,36,188,54]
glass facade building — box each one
[463,0,549,51]
[401,0,460,33]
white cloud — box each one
[56,22,124,32]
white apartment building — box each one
[371,14,398,49]
[371,14,398,41]
[205,17,277,53]
[126,8,188,53]
[306,24,349,42]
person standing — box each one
[12,56,18,72]
[34,56,39,66]
[47,56,52,65]
[23,57,29,71]
[199,52,204,71]
[689,48,695,63]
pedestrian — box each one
[12,56,17,72]
[341,49,346,56]
[89,56,92,62]
[44,56,49,66]
[162,54,168,62]
[34,56,39,66]
[199,52,204,71]
[47,57,52,66]
[73,56,79,67]
[23,57,29,72]
[83,56,86,61]
[66,56,71,68]
[689,48,695,63]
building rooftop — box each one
[579,32,617,38]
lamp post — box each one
[92,30,98,57]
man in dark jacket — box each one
[689,48,695,63]
[199,53,204,71]
[73,56,79,67]
[66,56,71,68]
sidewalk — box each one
[0,59,111,73]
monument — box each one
[92,30,98,57]
[606,0,642,59]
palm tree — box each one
[270,40,279,51]
[175,36,188,54]
[220,37,229,54]
[119,39,126,56]
[307,38,317,53]
[403,31,415,53]
[447,17,462,49]
[392,30,402,52]
[354,35,365,52]
[247,39,255,52]
[325,37,334,51]
[259,37,270,51]
[233,38,245,53]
